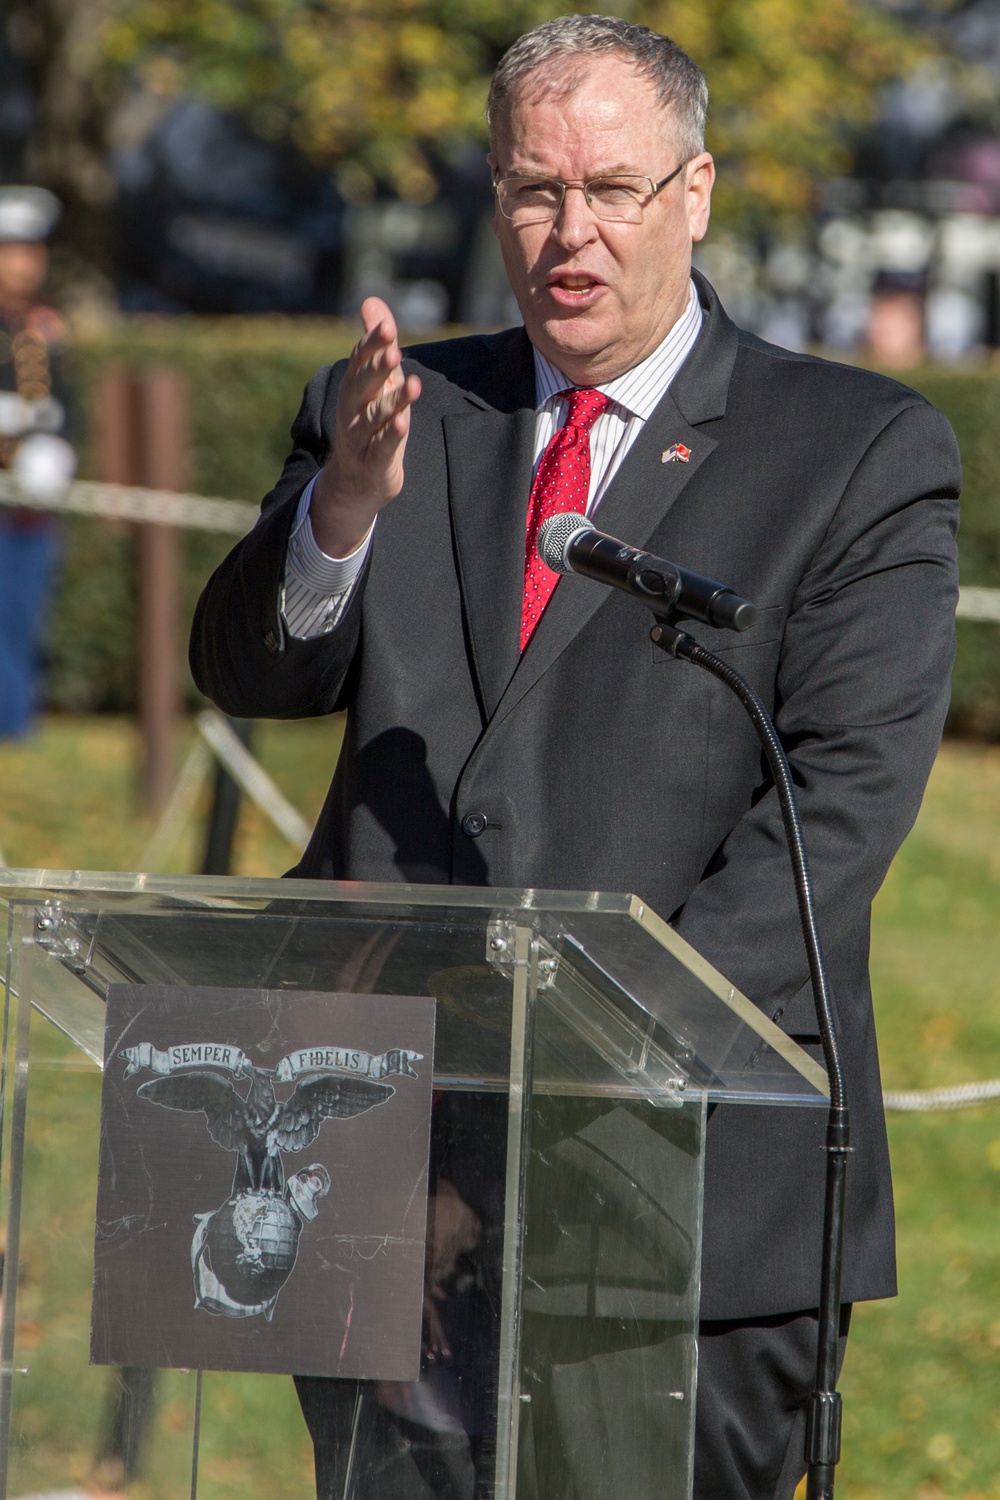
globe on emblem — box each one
[203,1190,302,1309]
[133,1056,406,1320]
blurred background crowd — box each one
[4,0,1000,358]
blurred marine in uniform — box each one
[0,186,76,738]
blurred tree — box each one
[2,0,932,309]
[100,0,927,219]
[650,0,927,223]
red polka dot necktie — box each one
[520,387,610,652]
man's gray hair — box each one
[487,14,708,161]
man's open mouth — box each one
[552,275,600,294]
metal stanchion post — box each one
[95,365,137,487]
[136,368,186,815]
[94,365,188,815]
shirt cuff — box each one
[281,476,374,639]
[287,475,374,589]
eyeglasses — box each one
[493,161,689,225]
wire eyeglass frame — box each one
[493,160,690,225]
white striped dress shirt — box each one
[281,280,703,639]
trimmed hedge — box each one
[52,319,361,712]
[45,322,1000,733]
[900,369,1000,737]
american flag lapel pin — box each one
[661,442,692,464]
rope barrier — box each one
[4,471,999,1105]
[957,586,1000,623]
[1,468,999,619]
[882,1079,1000,1111]
[0,471,256,535]
[129,710,1000,1113]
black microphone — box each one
[537,512,757,632]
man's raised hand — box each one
[310,296,422,558]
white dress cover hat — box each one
[0,186,61,243]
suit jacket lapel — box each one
[443,280,740,726]
[491,394,716,723]
[439,328,536,719]
[483,279,739,727]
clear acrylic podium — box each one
[0,870,827,1500]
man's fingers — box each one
[351,315,400,367]
[361,400,412,469]
[342,323,408,422]
[325,299,420,509]
[352,297,400,380]
[347,327,400,394]
[360,295,397,344]
[351,372,421,446]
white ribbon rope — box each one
[3,470,997,1105]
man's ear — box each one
[687,153,715,245]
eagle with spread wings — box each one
[138,1066,394,1196]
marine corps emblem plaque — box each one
[92,984,435,1380]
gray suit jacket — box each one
[191,275,960,1318]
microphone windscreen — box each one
[537,512,595,573]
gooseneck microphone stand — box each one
[535,511,851,1496]
[649,619,849,1500]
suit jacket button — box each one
[263,629,280,654]
[462,812,488,838]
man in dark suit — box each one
[191,15,960,1498]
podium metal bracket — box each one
[485,918,518,973]
[34,902,93,976]
[32,901,117,1005]
[487,922,560,990]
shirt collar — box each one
[532,278,703,421]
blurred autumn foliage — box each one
[99,0,928,220]
[655,0,926,221]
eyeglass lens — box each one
[497,177,655,224]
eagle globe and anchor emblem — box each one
[121,1039,423,1321]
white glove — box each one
[13,432,77,502]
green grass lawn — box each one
[0,714,341,1498]
[0,713,345,878]
[6,1033,317,1500]
[2,719,999,1495]
[840,742,1000,1499]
